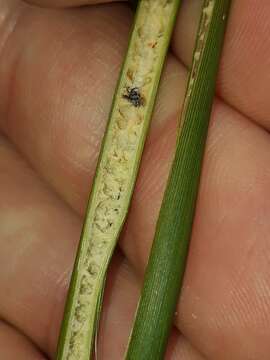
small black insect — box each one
[123,87,144,107]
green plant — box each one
[56,1,181,359]
[125,1,231,359]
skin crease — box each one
[0,0,270,359]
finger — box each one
[179,105,270,359]
[0,321,46,359]
[173,0,270,129]
[0,1,183,213]
[0,137,204,359]
[0,137,81,356]
[25,0,270,127]
[24,0,126,8]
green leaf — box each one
[125,1,231,359]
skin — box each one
[0,0,270,358]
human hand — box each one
[0,1,269,359]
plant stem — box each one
[125,1,231,359]
[56,1,181,359]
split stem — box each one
[56,1,181,359]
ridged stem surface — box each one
[126,1,231,359]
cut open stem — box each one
[56,1,181,359]
[125,1,231,359]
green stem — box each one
[125,1,231,359]
[56,1,181,359]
